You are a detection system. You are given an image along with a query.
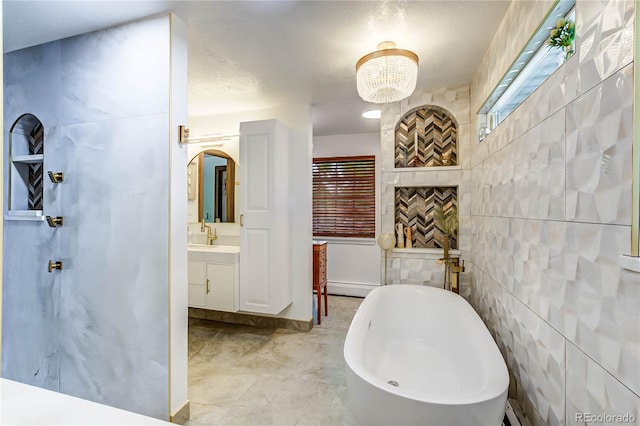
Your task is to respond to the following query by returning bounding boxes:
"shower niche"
[7,113,45,220]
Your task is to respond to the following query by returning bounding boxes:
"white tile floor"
[186,295,363,426]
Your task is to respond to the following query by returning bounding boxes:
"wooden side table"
[313,241,328,324]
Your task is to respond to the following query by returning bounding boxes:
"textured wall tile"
[469,217,482,269]
[399,258,443,286]
[381,187,395,215]
[485,146,514,218]
[576,0,634,98]
[512,110,566,220]
[566,343,640,426]
[470,0,638,423]
[405,86,470,126]
[474,271,503,341]
[563,223,640,396]
[470,163,484,216]
[566,64,633,225]
[458,123,472,170]
[381,213,395,234]
[385,257,401,285]
[471,136,489,168]
[472,216,512,292]
[507,296,566,425]
[505,218,639,397]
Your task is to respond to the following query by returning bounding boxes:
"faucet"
[200,218,217,245]
[448,257,465,294]
[436,237,465,293]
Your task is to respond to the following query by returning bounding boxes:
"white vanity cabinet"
[239,119,292,315]
[205,263,237,311]
[188,246,240,312]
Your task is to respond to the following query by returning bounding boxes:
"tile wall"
[380,87,471,296]
[470,0,639,424]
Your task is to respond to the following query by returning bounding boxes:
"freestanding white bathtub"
[344,285,508,425]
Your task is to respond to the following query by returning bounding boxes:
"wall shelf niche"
[7,113,45,221]
[395,105,458,169]
[395,185,458,249]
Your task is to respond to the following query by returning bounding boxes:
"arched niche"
[395,105,458,168]
[8,113,44,213]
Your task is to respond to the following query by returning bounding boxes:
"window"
[478,1,575,136]
[312,156,375,238]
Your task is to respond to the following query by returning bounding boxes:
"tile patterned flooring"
[186,295,363,426]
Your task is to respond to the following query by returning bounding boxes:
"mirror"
[188,150,235,223]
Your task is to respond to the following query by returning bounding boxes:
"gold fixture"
[449,257,465,294]
[45,216,64,228]
[206,278,210,294]
[178,125,190,144]
[434,204,460,292]
[356,41,419,104]
[48,260,63,273]
[200,218,217,244]
[47,171,64,183]
[437,254,465,294]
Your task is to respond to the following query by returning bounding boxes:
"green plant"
[548,18,575,59]
[433,204,458,239]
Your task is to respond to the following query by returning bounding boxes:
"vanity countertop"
[312,240,328,245]
[188,244,239,253]
[188,244,239,263]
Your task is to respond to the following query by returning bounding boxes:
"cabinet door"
[205,263,238,312]
[188,261,206,307]
[239,119,292,314]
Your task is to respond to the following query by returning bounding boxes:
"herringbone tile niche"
[395,186,458,249]
[395,106,457,168]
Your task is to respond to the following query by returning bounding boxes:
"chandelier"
[355,41,419,104]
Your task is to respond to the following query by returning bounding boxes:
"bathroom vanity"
[187,118,293,317]
[188,245,240,312]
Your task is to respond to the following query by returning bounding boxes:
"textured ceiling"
[3,1,510,136]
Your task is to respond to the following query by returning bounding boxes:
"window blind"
[312,156,375,238]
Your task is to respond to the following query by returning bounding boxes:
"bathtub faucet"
[438,254,465,294]
[448,257,465,294]
[200,219,217,245]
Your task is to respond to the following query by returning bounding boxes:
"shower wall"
[470,0,638,424]
[2,14,187,419]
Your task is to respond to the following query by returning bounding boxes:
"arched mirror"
[188,150,235,223]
